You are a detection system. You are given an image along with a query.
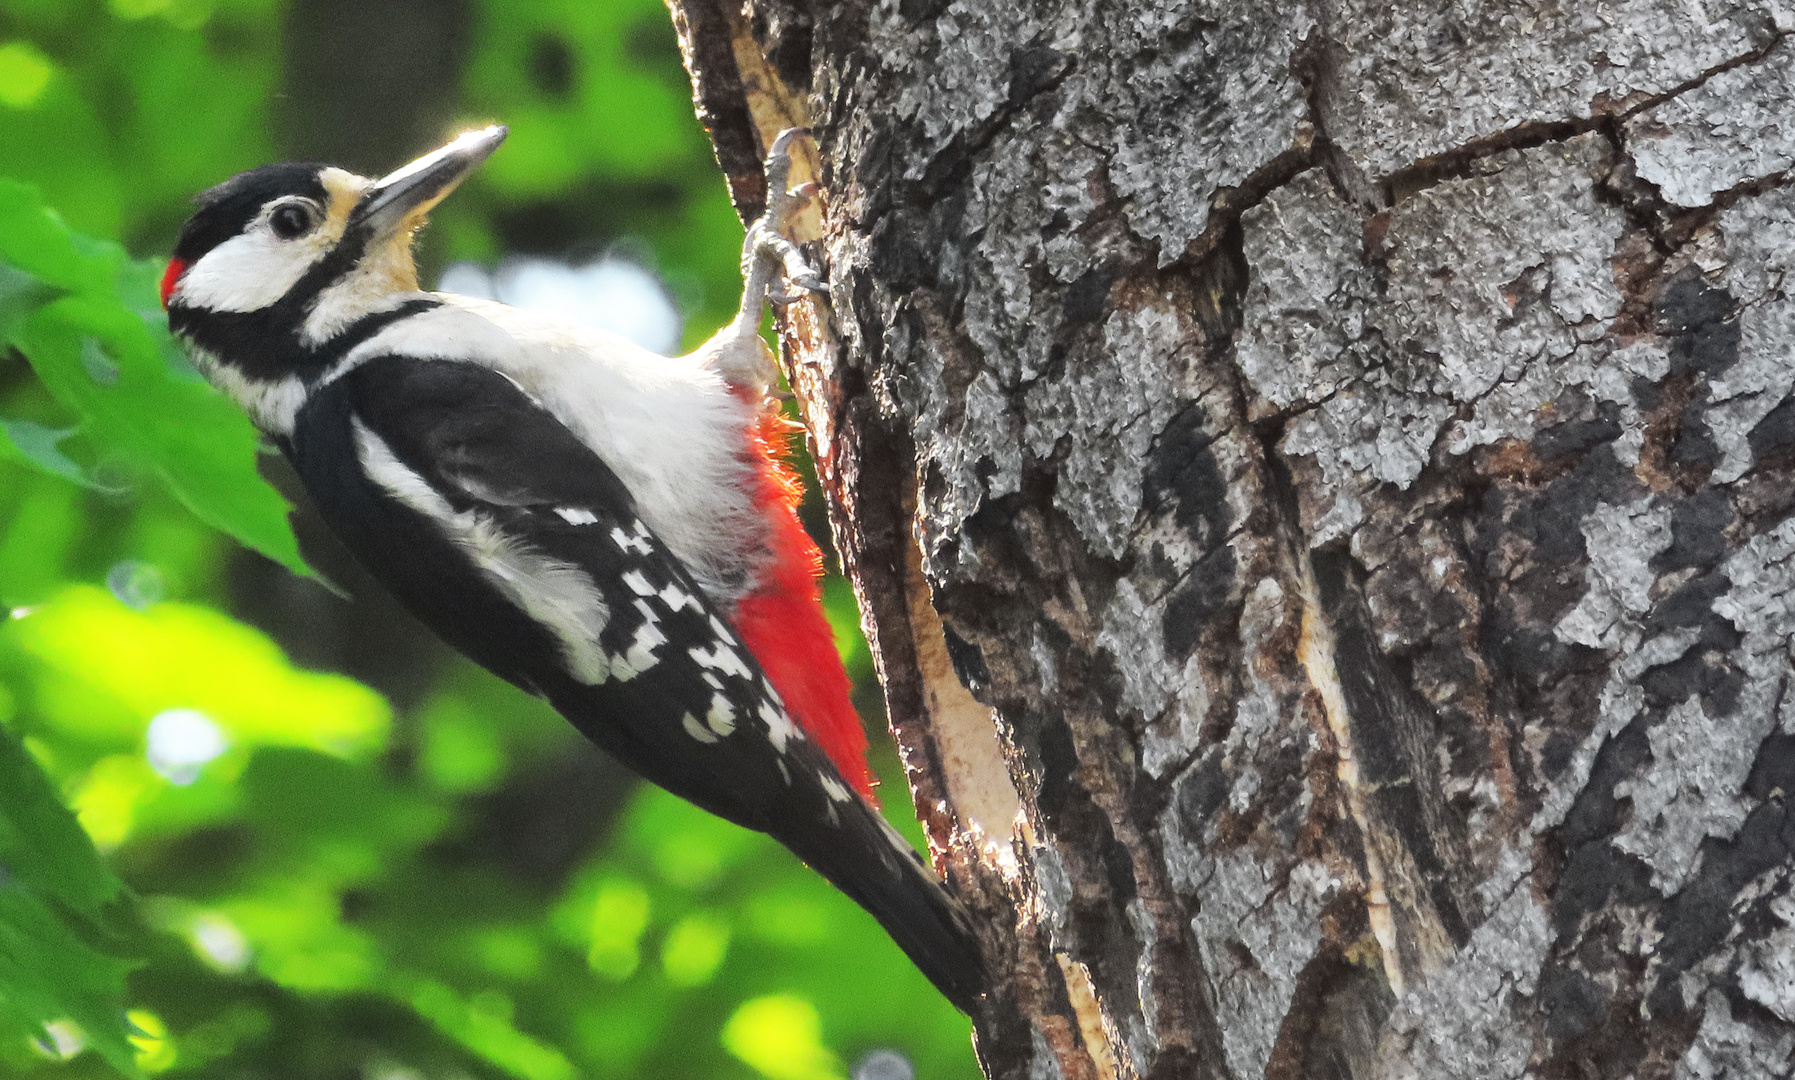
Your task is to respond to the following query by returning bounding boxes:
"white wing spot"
[555,507,599,526]
[820,776,852,804]
[610,520,654,557]
[702,672,724,691]
[622,570,655,596]
[776,759,791,786]
[706,694,737,737]
[610,598,667,681]
[708,615,739,646]
[659,583,702,613]
[760,701,801,754]
[682,712,719,744]
[690,641,754,681]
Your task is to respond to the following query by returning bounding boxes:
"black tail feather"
[775,796,988,1013]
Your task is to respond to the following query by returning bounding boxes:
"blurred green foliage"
[0,1,976,1077]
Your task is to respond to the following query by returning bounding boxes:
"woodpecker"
[162,126,985,1012]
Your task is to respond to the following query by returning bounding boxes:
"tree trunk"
[668,3,1795,1077]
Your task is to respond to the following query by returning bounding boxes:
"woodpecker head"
[163,125,506,433]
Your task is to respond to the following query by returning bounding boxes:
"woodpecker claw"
[768,275,827,306]
[707,129,827,397]
[782,181,819,215]
[764,127,809,205]
[749,129,826,300]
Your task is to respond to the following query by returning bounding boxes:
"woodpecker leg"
[706,128,826,399]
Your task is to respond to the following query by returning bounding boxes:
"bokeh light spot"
[586,878,650,980]
[0,42,53,109]
[474,927,544,980]
[852,1049,915,1080]
[438,256,681,355]
[189,912,250,972]
[30,1020,85,1061]
[660,911,729,987]
[106,560,164,610]
[651,829,728,889]
[127,1009,176,1072]
[146,708,227,785]
[721,995,843,1080]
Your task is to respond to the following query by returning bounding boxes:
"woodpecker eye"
[269,202,318,240]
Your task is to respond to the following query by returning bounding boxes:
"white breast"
[343,294,770,606]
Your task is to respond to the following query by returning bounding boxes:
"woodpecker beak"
[352,124,507,236]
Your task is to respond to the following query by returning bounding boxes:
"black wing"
[286,355,986,1010]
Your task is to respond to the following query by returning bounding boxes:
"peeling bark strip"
[671,2,1795,1077]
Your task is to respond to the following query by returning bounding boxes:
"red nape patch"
[732,413,876,800]
[159,258,187,309]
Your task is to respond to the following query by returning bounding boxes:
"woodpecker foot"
[746,228,826,296]
[744,220,825,296]
[745,129,826,297]
[704,129,826,400]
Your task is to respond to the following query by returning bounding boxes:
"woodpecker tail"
[774,790,988,1013]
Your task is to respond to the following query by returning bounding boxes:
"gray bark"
[671,3,1795,1078]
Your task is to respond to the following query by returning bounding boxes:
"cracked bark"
[668,2,1795,1077]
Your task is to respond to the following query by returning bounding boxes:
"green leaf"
[0,261,58,343]
[0,181,118,297]
[0,418,105,489]
[0,180,311,577]
[0,54,121,238]
[0,722,145,1078]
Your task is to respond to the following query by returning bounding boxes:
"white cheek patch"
[176,227,333,314]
